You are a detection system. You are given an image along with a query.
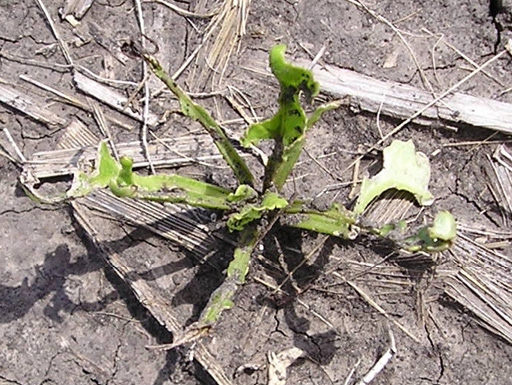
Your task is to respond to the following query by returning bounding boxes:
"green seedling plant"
[40,44,456,339]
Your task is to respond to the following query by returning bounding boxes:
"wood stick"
[22,135,218,180]
[0,81,67,128]
[73,72,159,126]
[248,54,512,135]
[296,54,512,134]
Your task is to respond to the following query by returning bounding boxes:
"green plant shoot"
[283,202,356,239]
[241,44,341,191]
[22,45,459,341]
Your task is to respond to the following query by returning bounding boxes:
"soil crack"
[106,320,130,385]
[38,351,61,385]
[424,320,445,383]
[272,309,288,337]
[0,374,25,385]
[0,206,59,216]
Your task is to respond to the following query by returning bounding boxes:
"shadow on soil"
[0,211,360,381]
[0,216,217,384]
[260,228,340,366]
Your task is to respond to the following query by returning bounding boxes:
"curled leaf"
[227,184,258,203]
[428,211,457,241]
[354,140,434,215]
[404,211,457,252]
[227,192,288,232]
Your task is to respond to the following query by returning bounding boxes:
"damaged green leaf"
[403,211,457,252]
[68,142,234,210]
[227,192,288,232]
[354,140,434,215]
[241,44,340,191]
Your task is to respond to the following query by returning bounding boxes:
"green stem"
[198,225,259,326]
[142,54,255,187]
[283,201,357,239]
